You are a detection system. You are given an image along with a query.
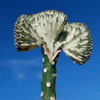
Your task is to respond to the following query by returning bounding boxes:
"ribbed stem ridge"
[41,47,59,100]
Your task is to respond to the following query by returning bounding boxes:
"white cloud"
[89,92,100,97]
[37,72,42,80]
[17,73,25,80]
[1,57,42,80]
[5,57,42,67]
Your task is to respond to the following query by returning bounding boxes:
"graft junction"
[42,45,61,62]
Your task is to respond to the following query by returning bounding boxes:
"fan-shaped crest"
[14,10,92,65]
[14,10,67,56]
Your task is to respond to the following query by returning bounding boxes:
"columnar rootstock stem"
[41,47,59,100]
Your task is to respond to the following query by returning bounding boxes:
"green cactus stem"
[41,46,60,100]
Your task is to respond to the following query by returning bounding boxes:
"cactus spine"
[41,47,59,100]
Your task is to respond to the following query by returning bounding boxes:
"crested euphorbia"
[14,10,92,100]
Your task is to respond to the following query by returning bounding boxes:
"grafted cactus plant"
[14,10,92,100]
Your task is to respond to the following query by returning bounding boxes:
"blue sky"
[0,0,100,100]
